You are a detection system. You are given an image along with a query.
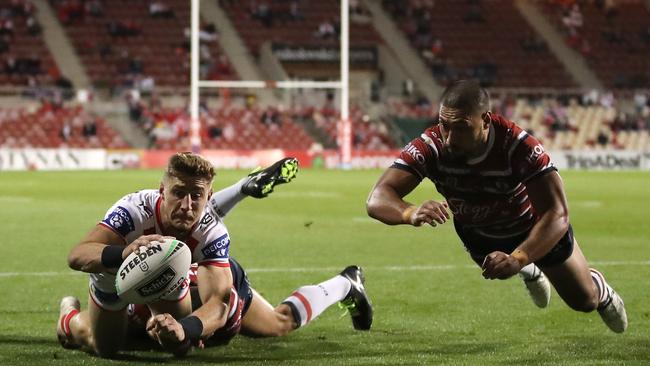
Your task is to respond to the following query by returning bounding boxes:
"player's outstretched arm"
[367,167,449,226]
[148,264,233,347]
[67,225,164,273]
[482,171,569,280]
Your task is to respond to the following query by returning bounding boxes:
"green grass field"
[0,169,648,365]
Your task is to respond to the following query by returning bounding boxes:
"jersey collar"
[467,124,495,166]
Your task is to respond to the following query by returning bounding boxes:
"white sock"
[518,263,541,281]
[590,268,612,307]
[282,275,351,327]
[209,178,247,217]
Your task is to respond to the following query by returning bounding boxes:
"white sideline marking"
[1,260,649,277]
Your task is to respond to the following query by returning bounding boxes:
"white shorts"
[89,271,189,311]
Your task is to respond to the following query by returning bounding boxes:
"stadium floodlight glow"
[190,0,352,166]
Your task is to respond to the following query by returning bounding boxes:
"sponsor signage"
[0,149,105,171]
[549,150,650,170]
[2,149,650,171]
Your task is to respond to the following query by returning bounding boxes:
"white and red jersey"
[99,189,231,267]
[393,114,555,238]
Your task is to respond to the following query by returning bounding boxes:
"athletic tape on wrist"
[401,206,417,225]
[510,249,530,267]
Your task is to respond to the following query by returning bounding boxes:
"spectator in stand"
[261,107,281,127]
[60,121,72,142]
[58,0,84,25]
[633,91,647,116]
[82,115,97,138]
[200,23,218,42]
[562,4,583,34]
[289,0,303,21]
[149,1,175,18]
[85,0,103,17]
[596,129,609,148]
[26,16,41,36]
[252,2,273,28]
[316,19,337,39]
[0,17,14,38]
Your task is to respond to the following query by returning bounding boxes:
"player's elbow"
[67,245,88,272]
[365,187,383,219]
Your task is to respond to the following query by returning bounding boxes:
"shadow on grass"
[0,335,58,347]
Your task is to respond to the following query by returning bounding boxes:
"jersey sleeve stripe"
[522,165,557,183]
[97,222,127,244]
[420,133,439,157]
[391,162,424,180]
[198,261,231,268]
[508,130,529,158]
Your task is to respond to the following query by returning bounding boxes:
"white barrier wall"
[549,150,650,170]
[0,149,106,171]
[1,149,650,171]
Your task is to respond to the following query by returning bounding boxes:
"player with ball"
[56,153,372,358]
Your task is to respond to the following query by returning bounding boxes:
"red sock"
[60,309,79,336]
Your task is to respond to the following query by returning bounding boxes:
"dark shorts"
[453,220,575,267]
[226,257,254,317]
[199,257,254,347]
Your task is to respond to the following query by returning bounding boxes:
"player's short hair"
[165,152,215,182]
[440,80,490,116]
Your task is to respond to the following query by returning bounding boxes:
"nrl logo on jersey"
[103,206,135,237]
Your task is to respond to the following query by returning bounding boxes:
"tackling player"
[367,80,627,333]
[56,153,372,358]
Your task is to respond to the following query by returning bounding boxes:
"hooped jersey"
[393,114,556,238]
[99,189,231,268]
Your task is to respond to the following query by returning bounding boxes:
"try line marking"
[0,260,648,277]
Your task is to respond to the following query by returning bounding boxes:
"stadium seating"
[508,97,648,150]
[540,0,650,89]
[142,106,315,150]
[0,0,58,86]
[0,104,129,148]
[51,0,237,88]
[220,0,382,56]
[384,0,576,88]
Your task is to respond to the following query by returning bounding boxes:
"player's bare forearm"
[67,241,110,272]
[367,167,422,225]
[516,171,569,264]
[517,208,568,263]
[192,264,233,335]
[367,183,414,225]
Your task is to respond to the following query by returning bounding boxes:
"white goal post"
[190,0,352,166]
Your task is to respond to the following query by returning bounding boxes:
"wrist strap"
[401,205,417,225]
[179,315,203,345]
[101,245,124,268]
[510,249,530,267]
